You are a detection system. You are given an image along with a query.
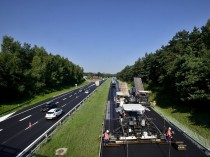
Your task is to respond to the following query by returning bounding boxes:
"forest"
[0,36,84,102]
[117,19,210,109]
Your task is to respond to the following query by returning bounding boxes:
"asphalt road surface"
[102,85,207,157]
[0,81,102,157]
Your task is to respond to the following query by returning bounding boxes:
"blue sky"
[0,0,210,73]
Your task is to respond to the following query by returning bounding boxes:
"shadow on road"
[0,144,22,157]
[31,153,49,157]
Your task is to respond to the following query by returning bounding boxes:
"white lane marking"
[33,121,39,125]
[19,115,32,122]
[0,129,3,132]
[63,98,67,100]
[25,121,39,130]
[53,90,73,97]
[0,112,15,122]
[61,104,67,108]
[4,83,93,121]
[55,101,59,104]
[7,103,45,120]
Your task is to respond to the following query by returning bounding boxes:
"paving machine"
[105,103,187,151]
[109,104,165,144]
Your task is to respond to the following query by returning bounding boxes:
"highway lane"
[102,85,207,157]
[0,81,101,157]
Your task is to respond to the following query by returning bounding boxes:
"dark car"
[41,101,57,112]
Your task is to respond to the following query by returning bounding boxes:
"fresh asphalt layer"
[102,85,207,157]
[0,81,104,157]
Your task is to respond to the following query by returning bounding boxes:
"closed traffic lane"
[102,85,207,157]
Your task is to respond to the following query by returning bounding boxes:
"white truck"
[95,80,100,86]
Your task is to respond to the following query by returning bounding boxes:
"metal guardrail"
[16,87,97,157]
[151,107,210,156]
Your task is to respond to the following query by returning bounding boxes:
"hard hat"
[106,130,109,133]
[169,127,171,130]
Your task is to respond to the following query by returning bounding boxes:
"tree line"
[117,19,210,108]
[83,72,115,79]
[0,36,84,102]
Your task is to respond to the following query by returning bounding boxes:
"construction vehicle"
[125,77,151,106]
[105,103,187,151]
[111,77,116,87]
[104,77,187,151]
[115,82,130,106]
[110,104,164,143]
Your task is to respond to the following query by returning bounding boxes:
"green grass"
[0,81,89,116]
[154,102,210,148]
[148,85,210,148]
[34,80,110,157]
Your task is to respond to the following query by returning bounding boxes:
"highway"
[102,85,208,157]
[0,82,99,157]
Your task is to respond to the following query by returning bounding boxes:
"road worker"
[166,127,173,143]
[104,130,109,145]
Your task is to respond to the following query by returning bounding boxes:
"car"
[41,101,57,112]
[45,108,63,119]
[85,90,89,94]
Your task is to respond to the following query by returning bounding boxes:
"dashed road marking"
[63,98,67,100]
[55,102,59,104]
[25,121,39,130]
[19,115,32,122]
[61,104,67,108]
[69,95,72,97]
[33,121,39,125]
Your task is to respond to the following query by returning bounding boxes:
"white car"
[45,108,63,119]
[85,90,89,94]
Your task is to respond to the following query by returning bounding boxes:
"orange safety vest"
[104,132,109,140]
[166,129,172,137]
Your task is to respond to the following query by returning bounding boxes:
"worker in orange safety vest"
[166,127,173,143]
[103,130,109,145]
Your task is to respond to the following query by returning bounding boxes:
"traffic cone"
[29,122,32,128]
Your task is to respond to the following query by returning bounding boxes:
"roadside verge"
[35,80,110,157]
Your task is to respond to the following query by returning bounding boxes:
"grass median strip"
[35,80,110,157]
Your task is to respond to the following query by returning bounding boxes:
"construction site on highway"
[101,77,208,157]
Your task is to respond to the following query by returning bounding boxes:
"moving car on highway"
[41,101,57,112]
[45,108,63,119]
